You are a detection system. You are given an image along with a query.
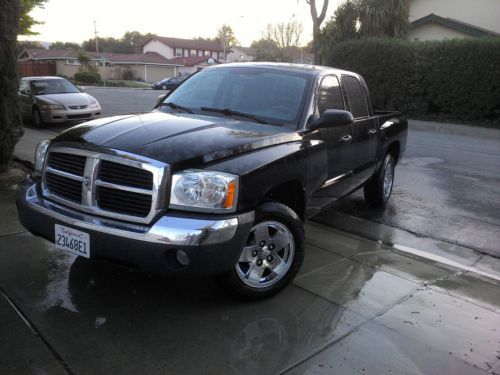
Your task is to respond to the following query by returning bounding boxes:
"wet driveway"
[2,170,500,374]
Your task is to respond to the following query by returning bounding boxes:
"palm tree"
[357,0,410,38]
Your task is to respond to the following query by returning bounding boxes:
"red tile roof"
[145,36,224,52]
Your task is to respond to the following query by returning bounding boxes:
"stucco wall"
[143,40,174,59]
[408,23,472,41]
[409,0,500,33]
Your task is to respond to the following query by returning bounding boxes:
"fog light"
[176,250,190,266]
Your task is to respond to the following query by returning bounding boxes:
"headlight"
[170,170,238,212]
[39,103,65,111]
[89,100,100,109]
[34,140,50,175]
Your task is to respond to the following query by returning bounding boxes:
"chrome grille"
[47,152,86,176]
[68,105,88,109]
[99,160,153,189]
[42,147,169,224]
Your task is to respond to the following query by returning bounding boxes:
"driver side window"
[317,75,345,115]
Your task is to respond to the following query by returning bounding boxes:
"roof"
[410,14,500,37]
[204,62,345,76]
[20,76,65,81]
[18,48,183,66]
[144,36,224,52]
[168,56,221,67]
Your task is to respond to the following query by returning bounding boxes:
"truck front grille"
[47,152,86,176]
[42,147,169,224]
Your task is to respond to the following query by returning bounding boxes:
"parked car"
[16,63,407,299]
[151,77,183,90]
[18,76,101,127]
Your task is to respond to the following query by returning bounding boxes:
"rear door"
[18,79,32,118]
[341,75,378,183]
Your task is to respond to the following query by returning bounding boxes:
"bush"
[122,69,134,80]
[74,70,101,84]
[324,37,500,120]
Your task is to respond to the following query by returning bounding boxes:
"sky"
[19,0,342,47]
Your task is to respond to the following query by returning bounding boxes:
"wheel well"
[265,181,305,221]
[386,142,400,164]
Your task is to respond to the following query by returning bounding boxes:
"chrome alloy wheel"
[383,160,394,200]
[236,220,295,289]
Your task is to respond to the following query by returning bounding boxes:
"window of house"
[204,51,211,56]
[342,75,369,118]
[190,49,197,56]
[184,49,188,57]
[66,59,80,65]
[175,48,182,57]
[317,75,345,115]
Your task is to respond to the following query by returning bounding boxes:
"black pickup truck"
[16,63,407,299]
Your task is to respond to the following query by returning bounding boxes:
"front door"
[309,75,357,207]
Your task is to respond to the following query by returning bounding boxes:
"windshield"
[160,67,312,128]
[30,79,80,95]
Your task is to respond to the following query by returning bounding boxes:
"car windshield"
[160,67,312,128]
[30,79,80,95]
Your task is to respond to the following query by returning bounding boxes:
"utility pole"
[94,20,99,53]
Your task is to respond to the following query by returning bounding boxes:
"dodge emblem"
[83,176,91,187]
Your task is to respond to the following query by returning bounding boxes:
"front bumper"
[16,178,254,275]
[40,108,101,123]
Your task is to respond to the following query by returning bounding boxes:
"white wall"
[410,0,500,33]
[143,39,174,59]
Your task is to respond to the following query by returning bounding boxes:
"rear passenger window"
[317,75,345,115]
[342,75,369,118]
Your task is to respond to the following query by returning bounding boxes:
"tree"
[320,0,409,61]
[252,20,304,62]
[1,0,23,172]
[217,24,239,53]
[16,40,43,54]
[19,0,47,35]
[306,0,329,64]
[50,41,81,50]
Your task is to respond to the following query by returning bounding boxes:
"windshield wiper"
[159,102,193,114]
[200,107,269,125]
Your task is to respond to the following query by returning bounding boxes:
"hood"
[53,111,301,169]
[36,93,96,107]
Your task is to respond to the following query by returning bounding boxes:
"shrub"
[74,70,101,84]
[122,69,134,80]
[324,37,500,120]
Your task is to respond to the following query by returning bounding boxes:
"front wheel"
[364,153,395,207]
[218,202,305,300]
[33,107,44,128]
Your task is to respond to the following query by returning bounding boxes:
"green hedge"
[324,38,500,120]
[74,70,101,84]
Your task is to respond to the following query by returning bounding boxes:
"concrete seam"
[0,287,75,375]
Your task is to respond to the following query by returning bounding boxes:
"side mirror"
[310,109,353,130]
[157,93,167,105]
[20,89,30,95]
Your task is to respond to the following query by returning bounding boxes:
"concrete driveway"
[1,168,500,374]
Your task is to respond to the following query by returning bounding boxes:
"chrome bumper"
[19,179,254,246]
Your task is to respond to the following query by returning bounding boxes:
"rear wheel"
[33,107,44,128]
[364,153,395,207]
[218,202,305,300]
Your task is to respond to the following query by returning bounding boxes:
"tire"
[217,202,305,300]
[364,153,395,207]
[33,107,44,128]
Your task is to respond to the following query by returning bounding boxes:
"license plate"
[54,224,90,259]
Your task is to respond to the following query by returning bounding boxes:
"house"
[18,48,183,82]
[226,46,257,63]
[408,0,500,41]
[143,36,224,73]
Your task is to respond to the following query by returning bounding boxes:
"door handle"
[340,135,352,143]
[368,129,377,135]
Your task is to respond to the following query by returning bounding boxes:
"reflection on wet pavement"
[1,170,500,374]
